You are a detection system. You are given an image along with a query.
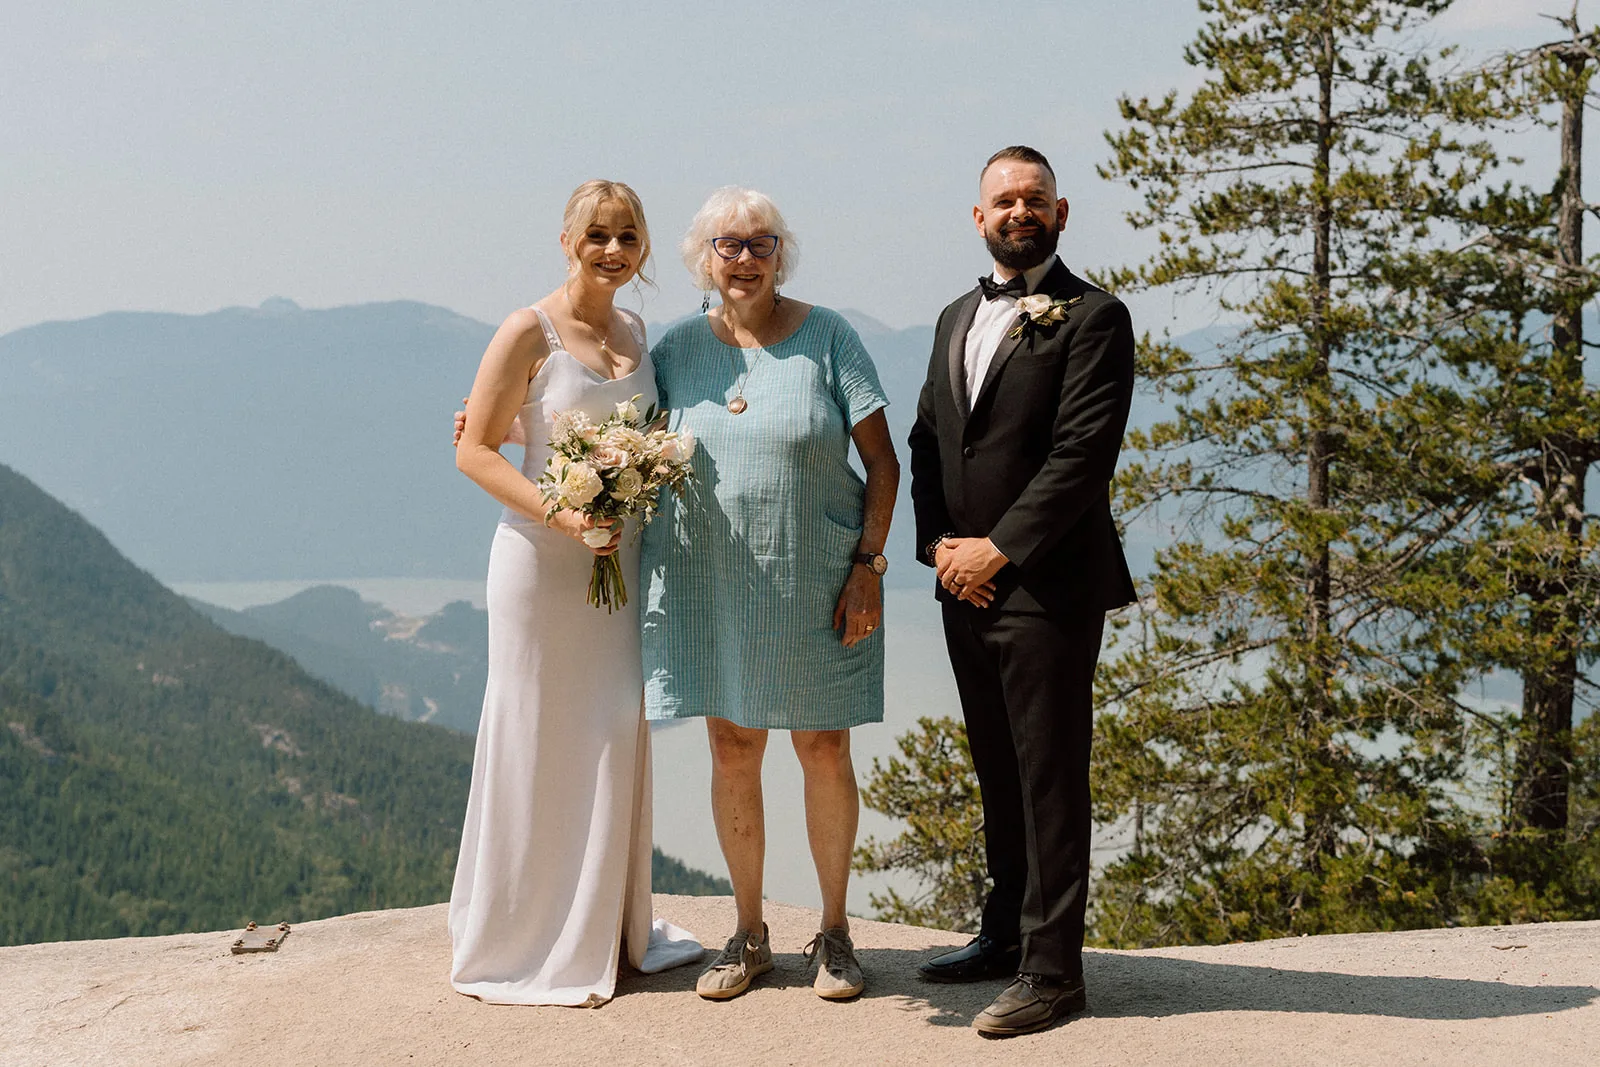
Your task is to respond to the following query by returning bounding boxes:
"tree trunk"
[1302,12,1338,869]
[1514,48,1587,836]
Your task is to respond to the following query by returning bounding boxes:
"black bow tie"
[978,275,1027,301]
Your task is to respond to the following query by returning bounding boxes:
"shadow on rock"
[1081,952,1599,1021]
[615,940,1596,1026]
[618,943,1598,1027]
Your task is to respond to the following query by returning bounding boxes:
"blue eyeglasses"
[710,235,780,260]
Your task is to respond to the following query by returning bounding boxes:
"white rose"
[560,462,603,507]
[591,444,629,469]
[580,524,615,548]
[1016,294,1053,318]
[610,467,644,501]
[615,398,641,423]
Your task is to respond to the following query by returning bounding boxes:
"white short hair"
[680,186,799,292]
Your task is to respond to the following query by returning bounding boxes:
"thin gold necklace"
[564,284,614,360]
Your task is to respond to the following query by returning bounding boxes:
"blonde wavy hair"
[679,186,799,293]
[562,179,654,287]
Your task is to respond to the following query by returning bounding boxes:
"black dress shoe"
[916,935,1022,983]
[973,972,1087,1036]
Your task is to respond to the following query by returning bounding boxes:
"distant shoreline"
[173,577,487,616]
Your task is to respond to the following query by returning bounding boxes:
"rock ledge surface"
[3,897,1596,1066]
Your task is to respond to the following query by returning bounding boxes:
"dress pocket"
[814,509,863,564]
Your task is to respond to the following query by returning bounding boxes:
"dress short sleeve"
[825,312,889,428]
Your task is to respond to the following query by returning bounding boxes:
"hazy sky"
[2,0,1580,338]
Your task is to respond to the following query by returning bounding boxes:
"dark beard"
[985,220,1059,272]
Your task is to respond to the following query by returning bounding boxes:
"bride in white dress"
[450,180,701,1006]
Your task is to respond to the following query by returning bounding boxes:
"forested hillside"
[0,464,721,946]
[189,586,488,734]
[0,462,474,944]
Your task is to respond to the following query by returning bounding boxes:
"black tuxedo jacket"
[908,259,1137,616]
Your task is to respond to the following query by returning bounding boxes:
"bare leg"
[707,717,768,937]
[791,728,858,931]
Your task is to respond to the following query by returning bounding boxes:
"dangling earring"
[700,290,711,314]
[773,287,782,310]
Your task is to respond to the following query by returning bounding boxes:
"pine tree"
[1090,0,1507,945]
[852,717,989,932]
[1385,5,1600,911]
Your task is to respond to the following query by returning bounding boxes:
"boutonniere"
[1008,294,1082,340]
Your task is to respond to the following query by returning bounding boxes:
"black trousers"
[941,602,1105,981]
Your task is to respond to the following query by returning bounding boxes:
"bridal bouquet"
[536,395,696,612]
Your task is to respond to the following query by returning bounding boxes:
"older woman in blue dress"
[641,187,899,1001]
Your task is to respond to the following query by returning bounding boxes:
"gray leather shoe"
[973,973,1087,1036]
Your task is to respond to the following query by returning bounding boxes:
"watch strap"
[854,551,888,574]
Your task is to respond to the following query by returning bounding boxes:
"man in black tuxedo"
[907,145,1135,1036]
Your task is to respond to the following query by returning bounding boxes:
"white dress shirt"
[963,256,1060,405]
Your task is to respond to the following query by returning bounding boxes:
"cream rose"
[1009,294,1075,338]
[559,461,603,507]
[610,467,644,501]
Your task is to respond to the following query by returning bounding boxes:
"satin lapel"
[946,290,982,413]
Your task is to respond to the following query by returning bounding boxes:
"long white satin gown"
[449,308,701,1006]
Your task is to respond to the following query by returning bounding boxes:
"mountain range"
[0,299,940,584]
[0,463,723,947]
[188,584,488,734]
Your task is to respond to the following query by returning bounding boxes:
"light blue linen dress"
[641,306,888,730]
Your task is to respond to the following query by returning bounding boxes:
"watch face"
[870,554,888,575]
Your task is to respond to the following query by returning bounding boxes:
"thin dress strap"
[530,307,565,353]
[621,309,647,348]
